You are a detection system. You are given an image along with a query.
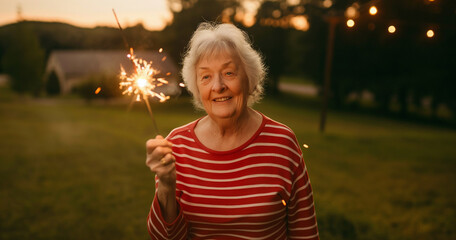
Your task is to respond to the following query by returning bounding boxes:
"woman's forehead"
[197,49,240,68]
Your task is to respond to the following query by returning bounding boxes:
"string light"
[290,15,310,31]
[254,1,442,43]
[369,6,378,15]
[322,0,333,8]
[243,13,256,27]
[345,6,358,18]
[388,25,396,33]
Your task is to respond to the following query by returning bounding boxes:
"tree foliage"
[251,0,455,117]
[1,22,45,95]
[161,0,239,65]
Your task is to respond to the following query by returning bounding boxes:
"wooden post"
[319,15,341,133]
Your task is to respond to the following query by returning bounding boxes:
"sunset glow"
[0,0,172,30]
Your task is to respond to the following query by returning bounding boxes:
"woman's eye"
[225,71,235,77]
[202,75,210,80]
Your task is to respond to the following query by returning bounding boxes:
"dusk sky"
[0,0,173,30]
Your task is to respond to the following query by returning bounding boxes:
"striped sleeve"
[287,158,319,239]
[147,124,195,239]
[147,178,188,240]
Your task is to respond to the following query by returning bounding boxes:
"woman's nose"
[212,74,226,93]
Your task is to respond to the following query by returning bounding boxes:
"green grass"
[1,90,455,240]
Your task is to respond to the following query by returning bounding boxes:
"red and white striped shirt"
[148,113,319,239]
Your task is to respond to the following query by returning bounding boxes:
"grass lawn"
[1,89,455,240]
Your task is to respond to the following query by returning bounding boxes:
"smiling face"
[196,50,249,121]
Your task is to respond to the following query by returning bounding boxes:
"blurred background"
[0,0,455,239]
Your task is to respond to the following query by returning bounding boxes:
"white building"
[44,50,180,95]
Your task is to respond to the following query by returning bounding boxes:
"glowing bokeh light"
[388,25,396,33]
[322,0,333,8]
[290,15,310,31]
[243,13,256,27]
[272,10,281,18]
[345,6,357,18]
[369,6,378,15]
[346,19,355,28]
[427,29,435,38]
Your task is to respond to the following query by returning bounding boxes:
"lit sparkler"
[119,48,170,103]
[113,9,170,134]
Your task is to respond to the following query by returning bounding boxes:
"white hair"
[182,22,266,110]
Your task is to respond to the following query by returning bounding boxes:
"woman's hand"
[146,135,178,222]
[146,135,176,189]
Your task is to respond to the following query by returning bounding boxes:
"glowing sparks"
[159,48,163,53]
[119,48,170,103]
[346,19,355,28]
[303,144,309,149]
[426,29,435,38]
[161,56,167,62]
[95,87,101,94]
[282,200,287,206]
[179,82,186,87]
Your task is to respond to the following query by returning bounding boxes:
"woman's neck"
[196,108,262,151]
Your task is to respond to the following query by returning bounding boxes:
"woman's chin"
[208,106,239,120]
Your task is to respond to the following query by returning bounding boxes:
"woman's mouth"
[213,97,232,102]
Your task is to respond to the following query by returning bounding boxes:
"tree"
[2,22,45,96]
[251,1,289,95]
[162,0,239,65]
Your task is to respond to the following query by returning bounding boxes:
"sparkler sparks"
[117,48,171,134]
[119,48,170,103]
[112,9,172,134]
[95,87,101,94]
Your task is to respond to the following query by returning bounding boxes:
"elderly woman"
[146,23,319,239]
